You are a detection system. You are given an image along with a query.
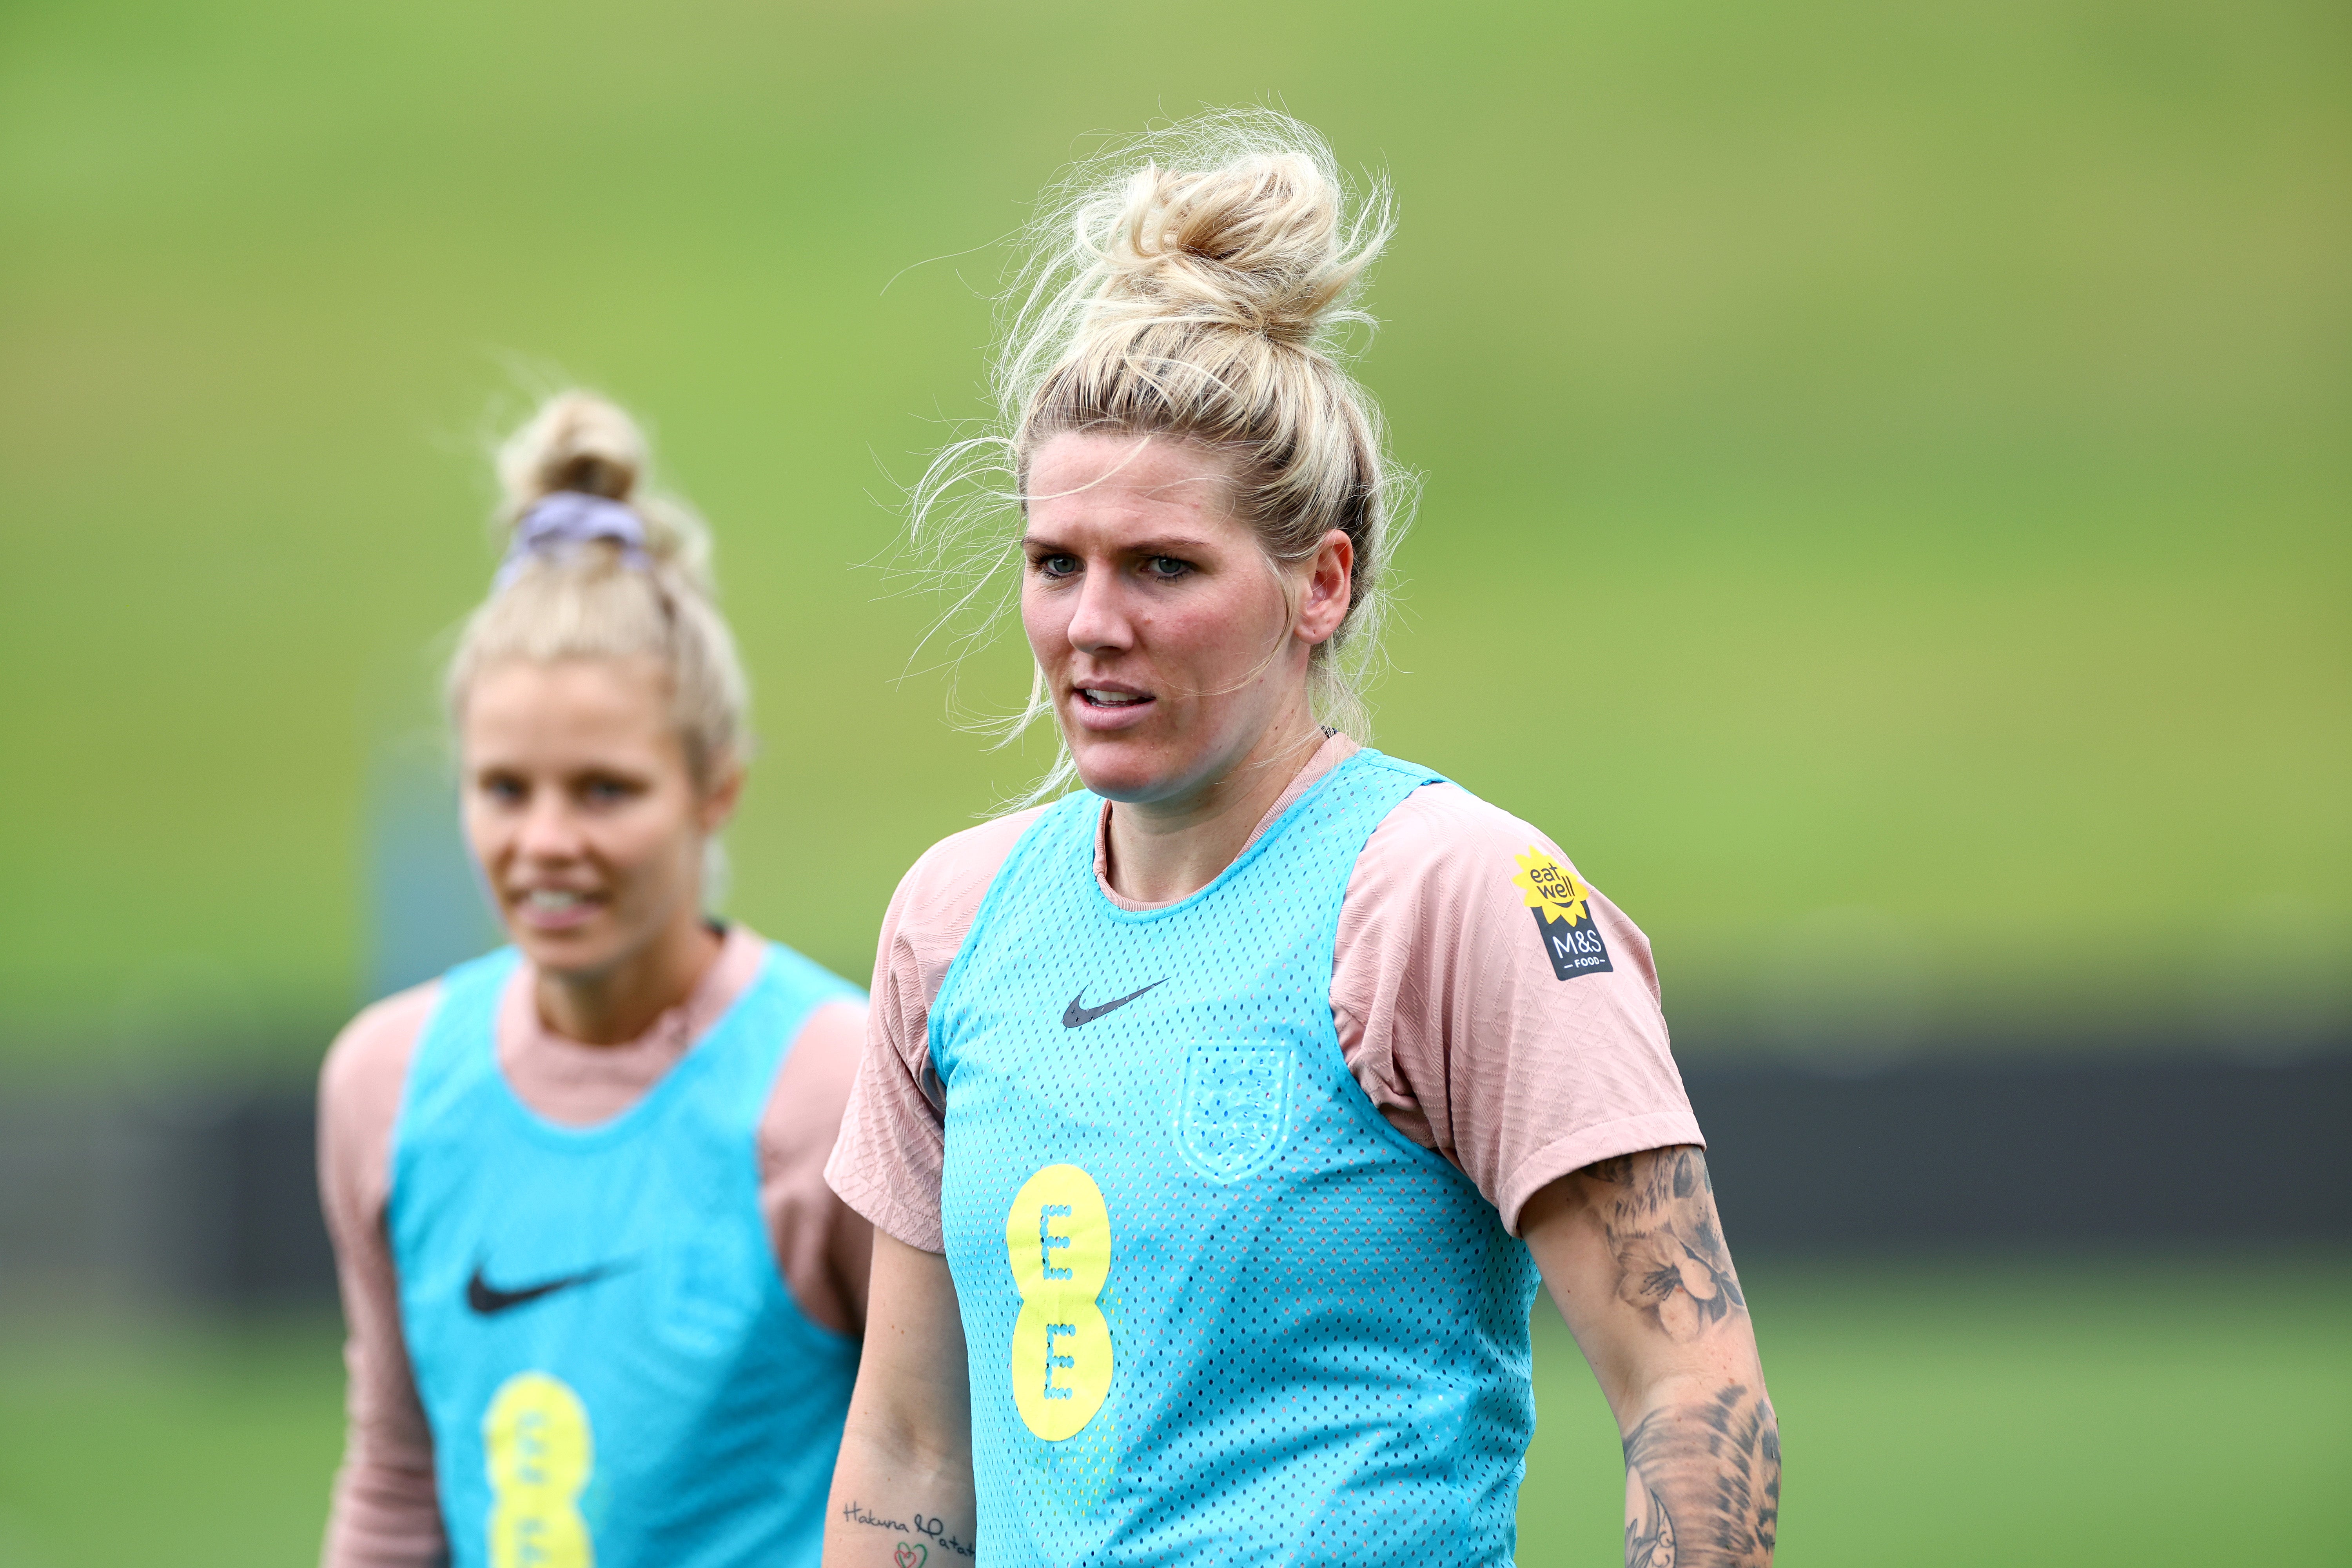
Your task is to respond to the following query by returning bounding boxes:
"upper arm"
[760,998,877,1338]
[824,820,1033,1254]
[829,1200,877,1338]
[1520,1145,1757,1421]
[316,989,432,1341]
[318,985,439,1255]
[317,991,448,1563]
[824,980,953,1254]
[1333,788,1702,1224]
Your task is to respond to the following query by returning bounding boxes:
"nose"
[1064,564,1134,656]
[514,791,586,862]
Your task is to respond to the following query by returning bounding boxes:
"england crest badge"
[1177,1047,1293,1182]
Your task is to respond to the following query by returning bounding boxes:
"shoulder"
[729,926,866,1066]
[320,980,442,1121]
[748,929,866,1005]
[1358,779,1590,902]
[866,805,1054,1067]
[316,980,443,1227]
[779,994,866,1100]
[1348,777,1653,982]
[762,994,866,1160]
[884,806,1052,953]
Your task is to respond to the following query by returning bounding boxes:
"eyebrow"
[1019,533,1218,555]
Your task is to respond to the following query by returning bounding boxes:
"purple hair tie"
[494,491,652,591]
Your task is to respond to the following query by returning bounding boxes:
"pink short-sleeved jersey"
[825,734,1702,1250]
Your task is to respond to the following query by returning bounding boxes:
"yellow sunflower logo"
[1513,848,1592,927]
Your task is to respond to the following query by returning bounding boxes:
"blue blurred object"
[364,735,499,1004]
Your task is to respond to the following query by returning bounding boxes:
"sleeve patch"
[1512,848,1615,981]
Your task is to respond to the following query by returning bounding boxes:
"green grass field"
[2,0,2345,1069]
[0,1258,2343,1566]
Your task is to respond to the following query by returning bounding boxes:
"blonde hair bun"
[999,109,1392,404]
[449,389,746,784]
[494,391,711,593]
[1089,152,1372,348]
[497,391,644,504]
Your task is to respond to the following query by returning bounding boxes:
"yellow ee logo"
[483,1371,594,1568]
[1003,1163,1113,1441]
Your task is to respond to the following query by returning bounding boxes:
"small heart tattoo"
[894,1543,927,1568]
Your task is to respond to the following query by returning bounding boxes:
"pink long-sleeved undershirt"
[315,924,868,1568]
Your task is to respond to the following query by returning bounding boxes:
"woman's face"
[459,655,735,982]
[1022,432,1351,808]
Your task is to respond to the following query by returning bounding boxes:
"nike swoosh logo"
[466,1262,620,1316]
[1062,978,1167,1029]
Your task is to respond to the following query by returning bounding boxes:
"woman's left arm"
[1520,1145,1780,1568]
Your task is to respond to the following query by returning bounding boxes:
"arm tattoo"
[1625,1470,1677,1567]
[1583,1147,1746,1343]
[1623,1385,1780,1568]
[838,1501,976,1561]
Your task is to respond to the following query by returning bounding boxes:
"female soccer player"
[318,391,869,1568]
[822,113,1778,1567]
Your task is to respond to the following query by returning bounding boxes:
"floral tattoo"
[1583,1148,1746,1343]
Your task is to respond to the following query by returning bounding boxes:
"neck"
[1102,708,1328,904]
[533,909,722,1046]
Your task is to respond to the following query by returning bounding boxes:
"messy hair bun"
[492,392,716,596]
[914,109,1411,800]
[499,390,645,503]
[448,390,748,786]
[1042,147,1377,352]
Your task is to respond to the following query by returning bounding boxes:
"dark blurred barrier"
[1690,1052,2352,1250]
[0,1051,2344,1315]
[0,1085,335,1313]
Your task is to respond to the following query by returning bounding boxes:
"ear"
[1294,529,1355,648]
[698,755,746,834]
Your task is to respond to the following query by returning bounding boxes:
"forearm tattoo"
[1583,1148,1746,1343]
[1581,1148,1778,1566]
[838,1501,976,1562]
[1621,1387,1780,1567]
[1624,1468,1677,1568]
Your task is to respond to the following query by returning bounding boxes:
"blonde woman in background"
[318,392,869,1567]
[822,113,1777,1567]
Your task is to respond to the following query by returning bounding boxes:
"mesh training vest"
[935,749,1541,1567]
[389,941,862,1568]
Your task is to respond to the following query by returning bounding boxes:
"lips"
[1071,682,1155,731]
[511,886,601,931]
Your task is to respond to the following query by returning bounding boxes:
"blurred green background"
[4,0,2344,1069]
[4,1261,2348,1566]
[2,0,2347,1564]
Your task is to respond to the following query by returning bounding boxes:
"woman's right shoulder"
[882,806,1053,954]
[316,980,446,1223]
[318,980,442,1118]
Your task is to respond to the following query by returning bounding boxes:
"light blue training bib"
[935,749,1542,1567]
[389,940,862,1568]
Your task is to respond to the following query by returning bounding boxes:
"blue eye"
[1036,554,1079,578]
[1145,556,1191,580]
